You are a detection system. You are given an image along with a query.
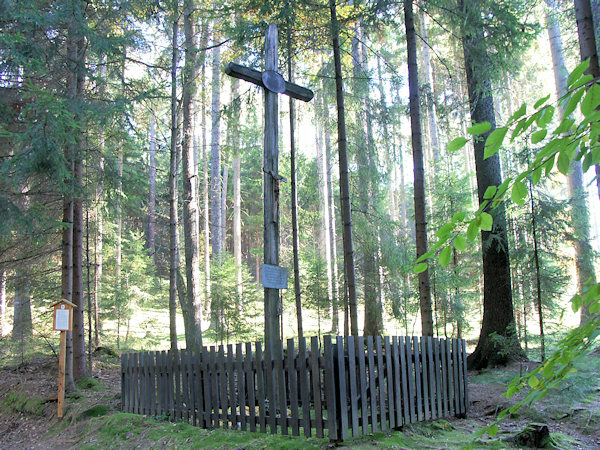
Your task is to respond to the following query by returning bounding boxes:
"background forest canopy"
[1,0,600,384]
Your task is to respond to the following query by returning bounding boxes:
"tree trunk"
[324,100,341,335]
[115,148,123,351]
[405,0,434,337]
[70,16,87,381]
[94,60,105,349]
[181,0,203,350]
[232,79,243,307]
[148,112,157,260]
[0,269,5,336]
[210,23,223,331]
[288,37,304,338]
[61,158,75,392]
[420,12,441,162]
[529,181,545,361]
[551,0,597,323]
[462,0,521,369]
[329,0,358,336]
[169,4,179,351]
[12,272,32,341]
[575,0,600,200]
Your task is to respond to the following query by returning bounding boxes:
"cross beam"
[224,24,313,344]
[225,62,314,102]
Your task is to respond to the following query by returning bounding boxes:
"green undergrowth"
[78,413,330,449]
[2,391,47,416]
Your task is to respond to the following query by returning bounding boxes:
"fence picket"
[245,342,256,432]
[336,336,348,440]
[376,336,387,431]
[323,335,338,441]
[391,337,401,427]
[366,336,377,433]
[298,337,311,437]
[433,339,442,418]
[236,344,246,431]
[346,336,359,437]
[452,339,460,415]
[264,341,277,434]
[420,338,430,420]
[462,339,469,416]
[287,338,299,436]
[275,339,288,435]
[385,336,395,429]
[310,337,323,438]
[357,336,368,435]
[256,342,266,433]
[413,337,423,422]
[457,339,465,416]
[120,354,127,412]
[399,337,410,425]
[405,337,416,423]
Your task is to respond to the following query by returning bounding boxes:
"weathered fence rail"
[121,335,468,441]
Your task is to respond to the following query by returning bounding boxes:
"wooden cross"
[225,24,313,344]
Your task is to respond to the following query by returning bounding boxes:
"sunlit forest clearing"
[2,0,600,447]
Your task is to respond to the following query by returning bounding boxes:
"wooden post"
[264,24,280,344]
[224,24,313,344]
[51,298,75,419]
[58,330,66,418]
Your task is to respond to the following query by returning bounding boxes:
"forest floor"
[0,349,599,449]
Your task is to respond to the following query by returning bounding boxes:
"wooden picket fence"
[121,335,468,441]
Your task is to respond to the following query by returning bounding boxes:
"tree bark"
[329,0,358,336]
[148,112,157,260]
[287,35,304,338]
[462,0,521,369]
[168,3,179,351]
[571,0,599,322]
[181,0,203,350]
[12,272,32,341]
[405,0,434,337]
[70,11,87,380]
[0,269,5,336]
[420,13,441,162]
[232,78,243,307]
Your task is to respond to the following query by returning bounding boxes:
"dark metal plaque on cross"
[224,23,313,344]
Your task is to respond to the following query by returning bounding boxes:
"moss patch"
[76,376,102,391]
[3,392,46,416]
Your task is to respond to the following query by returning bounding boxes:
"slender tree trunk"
[94,60,105,349]
[148,113,157,260]
[0,269,5,335]
[529,182,545,361]
[550,0,597,323]
[288,38,304,338]
[61,158,75,391]
[232,79,243,307]
[575,0,600,201]
[210,23,223,330]
[420,13,441,162]
[330,0,358,336]
[221,165,228,251]
[70,17,87,381]
[462,0,521,369]
[12,272,32,341]
[115,148,123,351]
[200,26,211,314]
[86,198,92,372]
[169,4,179,351]
[181,0,203,350]
[405,0,434,337]
[324,99,341,334]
